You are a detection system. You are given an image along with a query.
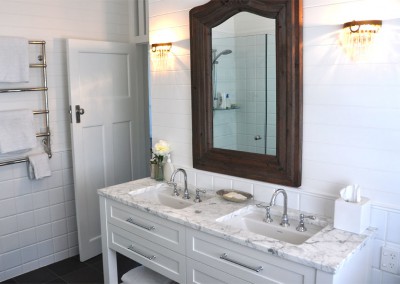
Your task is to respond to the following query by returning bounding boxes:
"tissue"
[340,184,361,203]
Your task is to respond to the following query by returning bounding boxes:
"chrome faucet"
[170,168,190,199]
[269,188,290,227]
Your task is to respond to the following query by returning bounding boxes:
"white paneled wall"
[149,0,400,283]
[0,0,130,281]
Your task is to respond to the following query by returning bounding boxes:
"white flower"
[153,140,171,157]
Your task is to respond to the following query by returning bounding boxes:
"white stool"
[121,266,174,284]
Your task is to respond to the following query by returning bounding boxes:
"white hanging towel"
[0,109,37,154]
[28,153,51,180]
[0,36,29,82]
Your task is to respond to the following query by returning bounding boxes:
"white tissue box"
[334,197,371,234]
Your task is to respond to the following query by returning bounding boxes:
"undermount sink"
[129,183,194,209]
[216,206,326,245]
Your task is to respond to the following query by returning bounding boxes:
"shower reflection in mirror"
[211,12,276,156]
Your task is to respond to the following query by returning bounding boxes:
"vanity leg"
[100,196,118,283]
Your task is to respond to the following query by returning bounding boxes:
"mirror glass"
[211,13,276,155]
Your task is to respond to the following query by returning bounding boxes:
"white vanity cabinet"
[99,192,372,284]
[186,228,315,284]
[101,198,186,283]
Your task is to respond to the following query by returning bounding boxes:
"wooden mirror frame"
[190,0,303,187]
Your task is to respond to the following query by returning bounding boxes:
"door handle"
[75,105,85,123]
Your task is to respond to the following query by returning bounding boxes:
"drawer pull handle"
[128,245,156,260]
[220,253,263,273]
[126,217,155,231]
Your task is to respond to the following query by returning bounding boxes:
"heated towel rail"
[0,40,52,167]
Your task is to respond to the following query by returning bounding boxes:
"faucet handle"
[194,188,206,203]
[167,181,179,196]
[296,213,316,232]
[256,203,273,223]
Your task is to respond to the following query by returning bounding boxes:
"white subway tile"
[0,216,18,236]
[47,171,63,190]
[1,233,20,254]
[36,224,52,242]
[38,254,54,268]
[65,201,76,217]
[19,228,37,247]
[370,207,388,241]
[0,181,14,200]
[66,217,77,233]
[49,187,64,205]
[13,178,31,197]
[2,250,22,270]
[15,195,34,214]
[32,191,50,210]
[52,220,67,237]
[22,260,39,274]
[54,249,69,262]
[17,212,35,231]
[63,185,75,201]
[21,245,38,264]
[50,203,66,221]
[0,199,17,218]
[34,207,51,226]
[37,240,54,258]
[386,211,400,245]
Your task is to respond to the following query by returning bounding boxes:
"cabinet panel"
[186,258,251,284]
[187,229,315,284]
[107,199,185,253]
[108,223,185,283]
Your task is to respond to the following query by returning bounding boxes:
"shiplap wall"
[149,0,400,283]
[0,0,130,280]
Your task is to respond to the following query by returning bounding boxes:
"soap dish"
[216,189,253,203]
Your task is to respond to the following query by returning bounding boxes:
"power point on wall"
[380,247,400,274]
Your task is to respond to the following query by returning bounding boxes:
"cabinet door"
[187,228,316,284]
[187,258,251,284]
[107,199,185,254]
[108,224,185,283]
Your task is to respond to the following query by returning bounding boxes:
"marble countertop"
[98,178,375,274]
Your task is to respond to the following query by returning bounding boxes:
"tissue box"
[334,197,371,234]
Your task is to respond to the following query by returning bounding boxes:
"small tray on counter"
[216,189,253,203]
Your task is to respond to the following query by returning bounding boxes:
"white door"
[67,39,140,261]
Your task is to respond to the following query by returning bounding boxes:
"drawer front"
[187,258,251,284]
[108,223,185,283]
[187,229,315,284]
[107,199,185,254]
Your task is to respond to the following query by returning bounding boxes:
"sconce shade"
[341,20,382,59]
[151,42,172,53]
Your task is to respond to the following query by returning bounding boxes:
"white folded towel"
[121,266,174,284]
[0,36,29,82]
[28,153,51,180]
[0,109,37,154]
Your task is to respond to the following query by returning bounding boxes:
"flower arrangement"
[152,140,171,164]
[151,140,171,181]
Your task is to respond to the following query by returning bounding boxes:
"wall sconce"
[151,42,172,58]
[341,20,382,59]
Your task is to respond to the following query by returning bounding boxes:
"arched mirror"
[190,0,303,186]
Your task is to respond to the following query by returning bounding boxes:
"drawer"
[107,199,185,254]
[186,228,315,284]
[108,223,185,283]
[186,258,251,284]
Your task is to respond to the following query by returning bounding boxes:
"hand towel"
[0,109,37,154]
[121,266,174,284]
[0,36,29,82]
[27,153,51,179]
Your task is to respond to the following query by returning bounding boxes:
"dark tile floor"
[2,253,140,284]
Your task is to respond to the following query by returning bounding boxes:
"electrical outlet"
[381,247,399,274]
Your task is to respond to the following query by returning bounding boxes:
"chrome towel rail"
[0,40,52,167]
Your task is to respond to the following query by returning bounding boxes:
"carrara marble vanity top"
[98,178,375,283]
